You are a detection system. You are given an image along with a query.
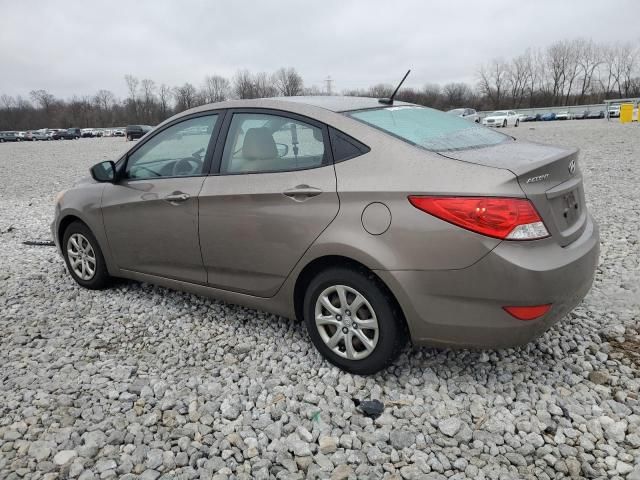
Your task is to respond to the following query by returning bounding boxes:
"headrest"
[242,127,278,160]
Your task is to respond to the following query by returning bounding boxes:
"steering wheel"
[172,157,201,176]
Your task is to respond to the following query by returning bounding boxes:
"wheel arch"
[57,214,86,247]
[292,255,410,339]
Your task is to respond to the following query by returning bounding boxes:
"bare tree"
[576,39,603,103]
[507,54,532,108]
[93,89,115,126]
[254,72,277,98]
[272,67,303,96]
[478,59,508,108]
[610,42,638,98]
[233,70,256,99]
[140,79,156,123]
[420,83,442,107]
[203,75,230,103]
[158,84,172,118]
[443,82,472,108]
[29,89,56,111]
[124,74,140,121]
[173,83,198,111]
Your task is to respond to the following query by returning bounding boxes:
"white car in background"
[608,105,621,118]
[556,112,573,121]
[482,110,519,128]
[447,108,480,123]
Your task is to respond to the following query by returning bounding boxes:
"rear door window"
[220,113,327,174]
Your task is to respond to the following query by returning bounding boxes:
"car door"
[198,109,339,297]
[101,113,222,283]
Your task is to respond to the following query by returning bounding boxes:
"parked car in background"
[608,105,620,118]
[0,131,21,142]
[94,129,104,137]
[125,125,153,141]
[522,114,537,122]
[447,108,480,123]
[81,128,96,138]
[555,112,573,120]
[540,113,557,121]
[574,111,589,120]
[587,110,605,119]
[517,113,528,123]
[29,129,50,141]
[112,128,125,137]
[51,96,599,374]
[54,128,82,140]
[482,110,519,127]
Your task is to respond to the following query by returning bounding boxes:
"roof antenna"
[378,70,411,105]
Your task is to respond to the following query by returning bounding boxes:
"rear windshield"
[346,106,509,152]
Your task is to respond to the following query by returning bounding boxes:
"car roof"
[188,96,414,115]
[269,95,413,112]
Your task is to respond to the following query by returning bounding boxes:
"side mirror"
[90,160,116,182]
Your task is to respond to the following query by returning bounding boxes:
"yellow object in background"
[620,103,633,123]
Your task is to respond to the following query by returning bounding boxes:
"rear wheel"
[303,267,406,375]
[127,135,132,141]
[502,119,507,127]
[62,221,111,289]
[515,119,519,127]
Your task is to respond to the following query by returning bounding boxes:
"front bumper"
[377,214,600,349]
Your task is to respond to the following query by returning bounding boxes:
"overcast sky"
[1,0,639,99]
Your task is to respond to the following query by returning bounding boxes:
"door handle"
[283,185,322,201]
[164,192,190,204]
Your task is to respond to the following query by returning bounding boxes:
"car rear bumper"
[377,213,599,349]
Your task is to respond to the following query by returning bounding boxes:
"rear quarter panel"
[315,134,524,271]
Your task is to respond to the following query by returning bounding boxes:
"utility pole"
[325,76,333,96]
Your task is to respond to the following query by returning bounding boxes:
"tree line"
[1,38,639,130]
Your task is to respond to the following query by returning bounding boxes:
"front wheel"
[303,267,406,375]
[62,221,111,289]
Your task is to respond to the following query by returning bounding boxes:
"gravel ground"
[0,121,639,480]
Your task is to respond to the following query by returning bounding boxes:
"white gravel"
[0,121,639,480]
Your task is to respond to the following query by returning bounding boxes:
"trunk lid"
[438,140,586,246]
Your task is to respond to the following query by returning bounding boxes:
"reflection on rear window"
[347,106,509,152]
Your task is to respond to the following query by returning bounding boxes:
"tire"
[0,138,4,143]
[127,135,132,141]
[502,120,507,128]
[16,138,22,142]
[62,221,111,290]
[303,266,406,375]
[515,119,519,127]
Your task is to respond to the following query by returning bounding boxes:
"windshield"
[447,109,465,115]
[346,106,509,152]
[490,111,508,116]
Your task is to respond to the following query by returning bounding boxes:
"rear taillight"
[408,196,549,240]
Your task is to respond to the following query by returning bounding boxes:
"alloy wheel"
[67,233,97,281]
[314,285,379,360]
